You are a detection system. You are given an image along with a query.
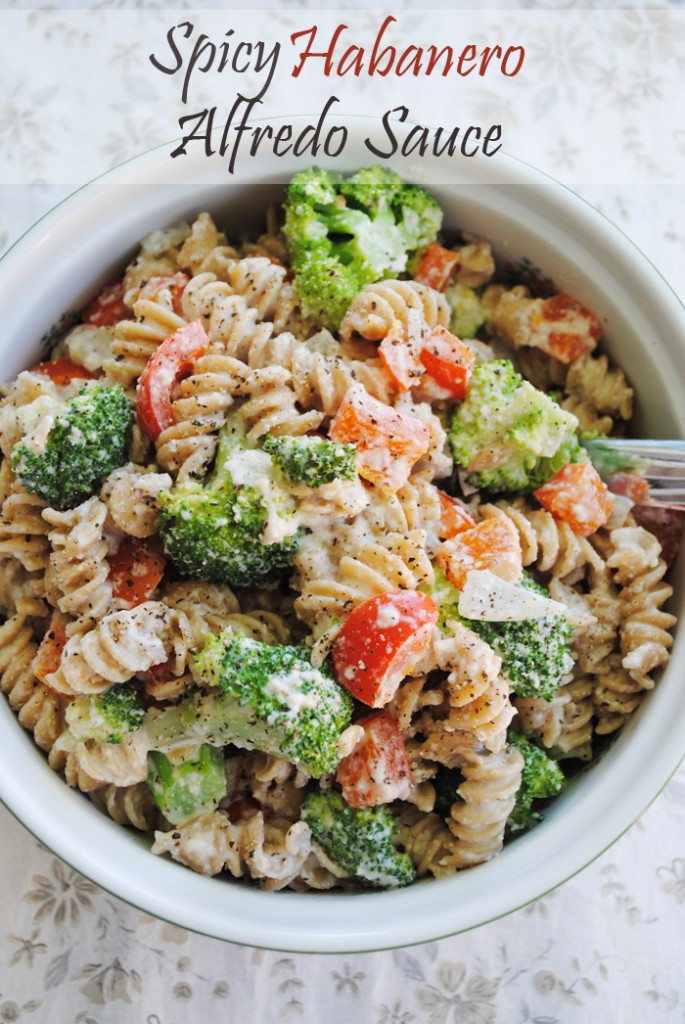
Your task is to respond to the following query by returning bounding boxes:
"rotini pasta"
[340,279,450,342]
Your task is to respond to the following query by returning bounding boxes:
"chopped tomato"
[32,623,68,686]
[329,384,431,492]
[378,320,423,392]
[533,462,615,537]
[435,516,523,590]
[413,243,460,292]
[336,710,413,807]
[136,319,210,440]
[331,590,438,708]
[108,536,166,609]
[537,293,602,363]
[607,471,650,506]
[419,326,476,399]
[82,280,130,327]
[29,357,96,385]
[138,273,190,317]
[436,489,476,540]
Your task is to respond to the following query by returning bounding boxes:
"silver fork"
[581,438,685,506]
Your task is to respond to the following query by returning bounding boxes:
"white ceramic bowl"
[1,120,684,952]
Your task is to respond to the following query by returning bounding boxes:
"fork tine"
[643,488,685,504]
[589,439,685,461]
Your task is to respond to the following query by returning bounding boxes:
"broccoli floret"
[465,576,573,700]
[449,360,582,493]
[263,434,356,487]
[301,790,416,889]
[507,732,564,835]
[157,420,303,588]
[283,165,442,330]
[444,282,486,338]
[147,745,227,825]
[64,683,145,745]
[145,632,353,778]
[11,383,133,508]
[426,570,573,700]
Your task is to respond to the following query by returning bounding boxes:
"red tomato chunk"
[136,319,210,441]
[436,516,523,591]
[32,623,68,687]
[436,489,476,540]
[336,710,413,808]
[329,384,431,492]
[82,281,130,327]
[413,243,460,292]
[419,326,476,399]
[538,293,602,363]
[331,590,438,708]
[30,358,96,385]
[533,462,615,537]
[108,536,166,609]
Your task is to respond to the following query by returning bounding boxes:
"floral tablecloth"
[1,1,685,1021]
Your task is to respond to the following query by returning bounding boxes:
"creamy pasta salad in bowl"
[0,122,683,951]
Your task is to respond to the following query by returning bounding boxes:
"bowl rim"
[0,115,684,952]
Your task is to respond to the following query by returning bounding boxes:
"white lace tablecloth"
[1,2,685,1021]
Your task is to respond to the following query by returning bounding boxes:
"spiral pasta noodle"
[177,212,239,279]
[152,810,312,886]
[480,500,605,583]
[236,366,324,442]
[0,461,50,575]
[208,288,393,418]
[560,352,633,434]
[0,614,66,758]
[442,743,524,868]
[227,256,308,335]
[419,623,515,755]
[606,525,676,690]
[43,497,113,631]
[292,500,434,629]
[154,349,250,481]
[89,782,162,832]
[46,601,193,696]
[340,280,450,342]
[104,297,187,388]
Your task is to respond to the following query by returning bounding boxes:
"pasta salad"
[0,166,678,892]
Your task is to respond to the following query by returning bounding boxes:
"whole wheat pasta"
[227,256,309,335]
[154,349,250,481]
[177,212,239,279]
[340,280,450,342]
[606,525,676,689]
[419,622,516,754]
[43,497,113,631]
[560,352,633,434]
[442,743,524,868]
[46,601,193,696]
[480,500,605,583]
[100,464,172,538]
[0,460,50,575]
[103,297,186,388]
[236,366,324,442]
[89,781,162,832]
[152,810,312,885]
